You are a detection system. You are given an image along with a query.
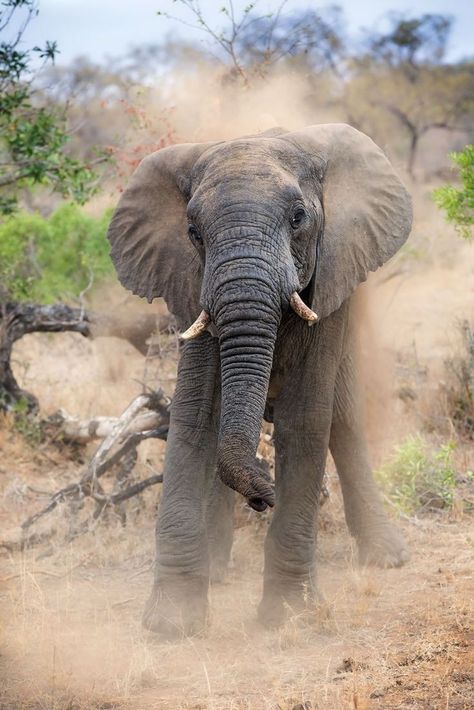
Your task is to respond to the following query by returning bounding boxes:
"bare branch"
[92,474,163,505]
[51,409,166,443]
[21,390,170,532]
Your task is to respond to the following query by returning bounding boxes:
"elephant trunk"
[209,256,284,511]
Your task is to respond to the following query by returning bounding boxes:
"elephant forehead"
[187,143,303,219]
[192,139,301,189]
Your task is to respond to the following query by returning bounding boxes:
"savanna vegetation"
[0,1,473,709]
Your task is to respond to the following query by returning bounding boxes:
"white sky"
[20,0,474,65]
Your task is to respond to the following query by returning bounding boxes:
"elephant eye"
[290,207,306,229]
[188,224,202,245]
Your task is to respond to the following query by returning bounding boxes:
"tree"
[0,202,175,411]
[348,14,474,176]
[0,2,114,409]
[37,54,146,162]
[156,1,345,83]
[0,203,113,302]
[0,204,110,410]
[0,0,99,213]
[368,14,452,73]
[228,5,345,78]
[433,145,474,239]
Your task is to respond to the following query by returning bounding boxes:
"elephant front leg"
[143,335,220,637]
[330,354,409,568]
[258,313,345,628]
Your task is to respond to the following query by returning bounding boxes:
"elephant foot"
[142,574,209,638]
[257,576,320,628]
[356,524,410,568]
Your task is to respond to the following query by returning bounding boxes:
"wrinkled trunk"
[210,258,283,511]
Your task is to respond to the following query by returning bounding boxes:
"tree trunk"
[0,302,91,411]
[407,130,419,178]
[0,301,172,412]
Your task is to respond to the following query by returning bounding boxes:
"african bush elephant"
[107,124,412,636]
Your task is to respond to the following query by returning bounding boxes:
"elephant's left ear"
[287,124,412,319]
[107,141,216,327]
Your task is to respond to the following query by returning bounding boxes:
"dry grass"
[1,513,473,709]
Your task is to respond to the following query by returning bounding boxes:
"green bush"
[433,145,474,240]
[376,435,457,514]
[0,204,113,302]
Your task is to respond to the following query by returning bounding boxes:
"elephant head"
[107,124,412,512]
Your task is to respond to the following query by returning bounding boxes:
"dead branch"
[0,302,91,410]
[91,473,163,505]
[90,393,157,477]
[21,389,170,533]
[0,300,173,411]
[49,409,166,443]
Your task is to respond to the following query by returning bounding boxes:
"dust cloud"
[121,62,341,147]
[2,62,474,710]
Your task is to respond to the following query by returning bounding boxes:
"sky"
[19,0,474,66]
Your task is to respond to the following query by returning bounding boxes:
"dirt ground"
[1,506,473,710]
[0,183,473,709]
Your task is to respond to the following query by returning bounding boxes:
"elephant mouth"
[180,292,318,341]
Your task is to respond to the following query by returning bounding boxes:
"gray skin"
[107,124,413,636]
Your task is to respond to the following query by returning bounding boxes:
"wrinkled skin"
[108,125,412,637]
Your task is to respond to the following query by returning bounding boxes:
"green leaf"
[0,0,99,212]
[433,145,474,240]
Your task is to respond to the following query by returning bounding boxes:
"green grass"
[376,435,457,514]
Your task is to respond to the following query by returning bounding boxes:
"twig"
[92,474,163,505]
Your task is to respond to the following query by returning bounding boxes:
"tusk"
[290,292,318,325]
[180,310,211,340]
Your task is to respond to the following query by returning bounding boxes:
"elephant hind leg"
[330,354,409,568]
[207,475,235,583]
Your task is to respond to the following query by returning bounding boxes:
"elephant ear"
[287,124,412,319]
[107,142,216,326]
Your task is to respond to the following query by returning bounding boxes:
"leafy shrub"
[0,0,99,214]
[0,204,113,302]
[433,145,474,240]
[10,398,43,446]
[376,435,457,514]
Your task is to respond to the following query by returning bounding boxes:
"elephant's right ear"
[107,143,215,326]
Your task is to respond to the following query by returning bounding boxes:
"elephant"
[107,123,412,636]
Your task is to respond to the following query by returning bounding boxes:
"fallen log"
[48,409,167,443]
